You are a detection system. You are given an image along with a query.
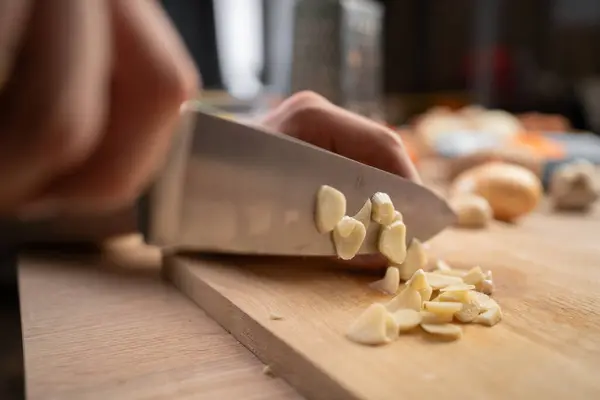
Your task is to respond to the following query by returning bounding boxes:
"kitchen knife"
[0,108,456,255]
[140,107,455,256]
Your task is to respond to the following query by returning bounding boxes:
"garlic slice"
[421,323,463,340]
[315,185,346,233]
[369,266,400,295]
[478,270,494,294]
[378,221,407,264]
[392,210,403,223]
[346,303,399,345]
[386,286,422,312]
[399,239,428,281]
[406,269,433,302]
[333,216,366,260]
[420,310,453,324]
[371,192,396,225]
[463,266,486,286]
[474,307,503,327]
[454,302,481,323]
[424,272,463,290]
[423,301,463,315]
[392,309,422,332]
[440,283,476,292]
[471,292,500,311]
[437,289,472,304]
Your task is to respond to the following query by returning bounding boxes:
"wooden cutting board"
[164,202,600,400]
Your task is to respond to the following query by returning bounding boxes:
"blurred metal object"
[289,0,384,118]
[471,0,501,107]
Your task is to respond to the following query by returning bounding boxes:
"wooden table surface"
[19,252,302,400]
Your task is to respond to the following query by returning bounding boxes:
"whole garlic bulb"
[550,160,598,211]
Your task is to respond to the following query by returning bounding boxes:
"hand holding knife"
[1,92,454,268]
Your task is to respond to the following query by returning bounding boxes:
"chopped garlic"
[333,216,366,260]
[315,185,347,233]
[378,221,407,264]
[454,302,481,323]
[471,292,499,311]
[371,192,396,225]
[420,310,453,324]
[269,312,284,321]
[421,323,463,340]
[392,309,422,332]
[406,269,433,302]
[479,279,494,295]
[463,266,486,286]
[474,307,502,327]
[353,199,372,229]
[437,290,472,304]
[399,239,428,281]
[346,303,399,345]
[392,210,403,223]
[440,283,476,292]
[478,270,494,294]
[386,286,422,312]
[369,267,400,295]
[423,301,463,315]
[424,272,463,290]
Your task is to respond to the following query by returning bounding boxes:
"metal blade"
[146,110,456,256]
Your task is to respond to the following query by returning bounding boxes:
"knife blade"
[142,109,456,256]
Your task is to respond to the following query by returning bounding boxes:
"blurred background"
[161,0,600,184]
[162,0,600,130]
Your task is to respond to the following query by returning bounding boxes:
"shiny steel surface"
[145,109,455,256]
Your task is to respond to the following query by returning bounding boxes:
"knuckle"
[286,90,327,111]
[149,61,200,106]
[379,128,404,149]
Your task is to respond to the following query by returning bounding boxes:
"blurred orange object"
[509,132,565,160]
[396,130,419,164]
[517,113,572,132]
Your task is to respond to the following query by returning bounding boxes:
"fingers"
[40,0,199,213]
[261,91,421,183]
[0,0,32,89]
[0,0,111,215]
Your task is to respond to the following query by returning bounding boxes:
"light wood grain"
[19,253,302,400]
[166,202,600,400]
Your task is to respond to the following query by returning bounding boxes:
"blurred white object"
[417,107,523,149]
[468,110,524,138]
[213,0,264,100]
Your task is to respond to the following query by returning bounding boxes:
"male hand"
[0,0,198,218]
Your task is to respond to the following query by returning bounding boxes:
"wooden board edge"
[163,256,361,400]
